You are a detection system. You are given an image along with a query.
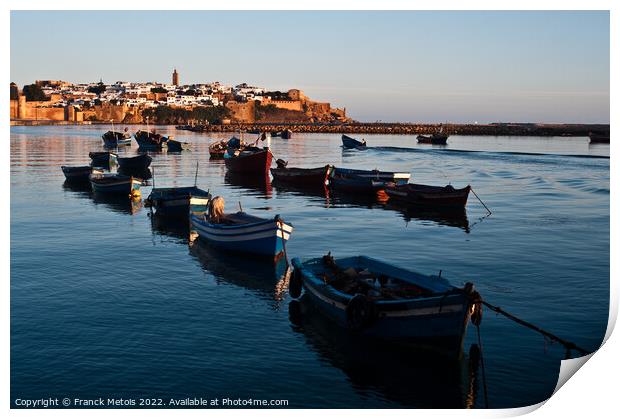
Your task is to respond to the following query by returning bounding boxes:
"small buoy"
[130,189,141,199]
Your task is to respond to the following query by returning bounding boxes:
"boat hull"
[117,154,152,171]
[134,130,168,150]
[341,135,366,150]
[385,184,470,209]
[417,134,448,145]
[147,187,210,216]
[167,139,192,152]
[102,131,131,147]
[61,166,102,182]
[90,175,142,195]
[224,148,273,174]
[291,256,472,355]
[329,167,410,193]
[270,166,330,188]
[190,213,293,257]
[89,152,118,169]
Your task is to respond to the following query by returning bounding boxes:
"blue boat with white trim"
[329,167,410,193]
[190,197,293,257]
[290,254,478,356]
[89,173,143,196]
[146,186,210,217]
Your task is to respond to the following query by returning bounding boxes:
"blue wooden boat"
[89,151,117,169]
[329,167,410,193]
[190,198,293,257]
[146,186,210,216]
[102,130,132,147]
[61,166,103,183]
[342,134,367,150]
[290,254,476,355]
[134,130,168,151]
[117,153,152,171]
[166,138,192,152]
[89,173,143,196]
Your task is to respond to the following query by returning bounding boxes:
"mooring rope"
[480,300,590,356]
[470,188,492,215]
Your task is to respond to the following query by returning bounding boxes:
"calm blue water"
[10,125,609,408]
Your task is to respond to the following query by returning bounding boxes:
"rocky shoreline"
[11,119,609,137]
[177,122,610,137]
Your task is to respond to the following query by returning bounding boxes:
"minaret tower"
[172,68,179,86]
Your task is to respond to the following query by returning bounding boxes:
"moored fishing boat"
[102,130,132,147]
[61,166,104,183]
[117,153,152,171]
[289,253,478,355]
[416,133,449,145]
[89,151,118,169]
[190,196,293,257]
[166,138,192,152]
[329,167,410,193]
[384,183,471,209]
[341,134,367,150]
[209,137,243,159]
[270,160,331,188]
[89,173,143,196]
[134,130,168,150]
[224,147,273,174]
[145,186,210,217]
[281,128,293,139]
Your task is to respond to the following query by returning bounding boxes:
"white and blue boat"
[146,186,210,217]
[190,199,293,257]
[329,167,410,193]
[290,254,477,355]
[89,173,143,196]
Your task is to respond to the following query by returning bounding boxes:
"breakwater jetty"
[179,122,610,137]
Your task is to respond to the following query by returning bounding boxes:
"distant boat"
[281,129,293,140]
[89,173,143,196]
[270,160,331,188]
[329,167,410,193]
[102,130,131,147]
[190,198,293,257]
[417,125,449,145]
[341,134,367,150]
[134,130,168,151]
[384,183,471,210]
[61,166,103,183]
[224,147,273,174]
[89,151,117,169]
[166,138,192,152]
[146,186,210,217]
[117,153,152,171]
[290,254,477,355]
[588,132,610,144]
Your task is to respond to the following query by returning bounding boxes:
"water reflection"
[289,297,479,408]
[224,172,272,199]
[149,212,190,243]
[271,179,331,201]
[382,202,471,233]
[92,193,143,215]
[188,237,288,305]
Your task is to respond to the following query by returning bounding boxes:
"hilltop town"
[9,69,350,125]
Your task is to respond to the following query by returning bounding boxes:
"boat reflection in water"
[289,297,481,408]
[188,235,289,305]
[62,181,143,215]
[224,172,272,199]
[149,212,191,244]
[382,202,470,233]
[92,193,143,215]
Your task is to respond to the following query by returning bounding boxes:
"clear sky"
[10,10,610,124]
